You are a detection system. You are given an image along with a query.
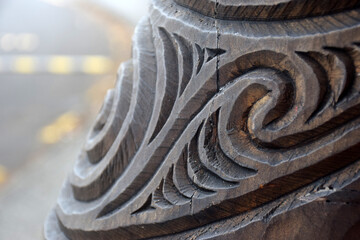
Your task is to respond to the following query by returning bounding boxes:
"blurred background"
[0,0,149,238]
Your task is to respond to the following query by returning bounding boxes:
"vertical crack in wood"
[215,0,220,92]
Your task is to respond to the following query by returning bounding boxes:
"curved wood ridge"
[45,0,360,239]
[174,0,360,20]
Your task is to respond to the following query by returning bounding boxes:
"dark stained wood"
[44,0,360,239]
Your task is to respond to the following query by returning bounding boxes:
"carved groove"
[187,123,238,190]
[131,194,155,215]
[195,43,205,75]
[153,179,173,209]
[173,146,215,199]
[45,1,360,239]
[85,61,132,164]
[205,48,226,63]
[295,51,331,122]
[149,28,179,142]
[174,34,193,96]
[163,166,190,205]
[202,110,257,181]
[173,0,360,20]
[71,18,157,202]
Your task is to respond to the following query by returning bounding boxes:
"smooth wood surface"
[45,0,360,239]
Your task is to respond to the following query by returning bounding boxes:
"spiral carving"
[45,0,360,239]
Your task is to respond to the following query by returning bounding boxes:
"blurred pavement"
[0,0,148,239]
[84,0,150,24]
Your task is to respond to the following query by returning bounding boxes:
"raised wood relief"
[45,0,360,239]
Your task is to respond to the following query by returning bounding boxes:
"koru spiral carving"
[45,0,360,239]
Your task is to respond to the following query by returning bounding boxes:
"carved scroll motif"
[45,0,360,239]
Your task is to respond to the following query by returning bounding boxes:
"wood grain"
[44,0,360,239]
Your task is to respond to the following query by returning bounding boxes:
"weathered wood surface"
[45,0,360,239]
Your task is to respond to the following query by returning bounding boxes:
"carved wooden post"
[45,0,360,239]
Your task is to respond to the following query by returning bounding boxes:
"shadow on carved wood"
[44,0,360,239]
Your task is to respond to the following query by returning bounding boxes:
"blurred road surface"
[0,0,132,172]
[0,0,146,239]
[85,0,150,24]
